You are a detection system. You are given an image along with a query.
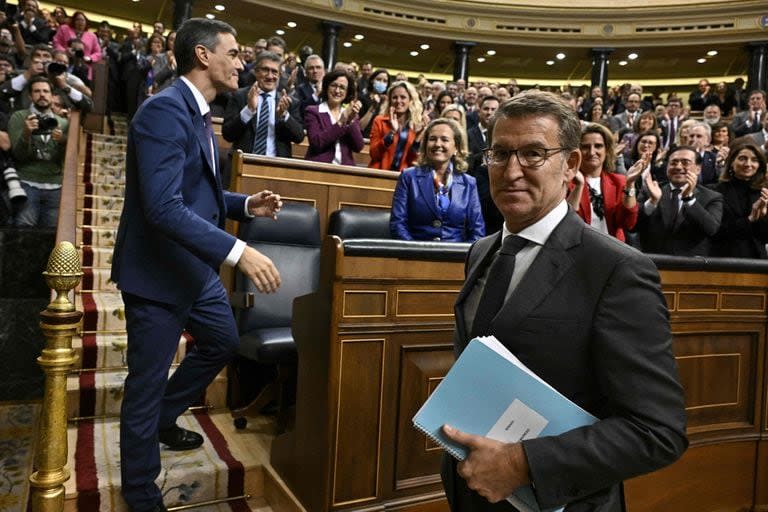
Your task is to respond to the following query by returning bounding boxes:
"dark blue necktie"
[470,235,528,339]
[253,92,270,155]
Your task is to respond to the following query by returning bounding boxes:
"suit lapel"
[493,213,577,331]
[175,81,217,178]
[448,174,466,217]
[416,168,440,218]
[454,233,501,343]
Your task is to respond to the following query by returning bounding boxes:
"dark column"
[172,0,194,30]
[747,42,768,93]
[590,48,613,99]
[452,41,476,83]
[321,21,343,72]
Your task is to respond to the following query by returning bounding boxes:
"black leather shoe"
[158,424,204,451]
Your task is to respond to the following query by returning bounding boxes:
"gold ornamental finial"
[42,241,82,312]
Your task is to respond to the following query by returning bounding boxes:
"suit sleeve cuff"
[225,239,246,267]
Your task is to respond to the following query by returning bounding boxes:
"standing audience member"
[52,11,101,81]
[368,80,428,172]
[358,68,389,137]
[731,90,766,137]
[303,70,364,165]
[110,19,282,512]
[689,79,714,112]
[441,89,687,511]
[686,121,720,184]
[293,54,324,119]
[568,123,642,242]
[17,2,51,46]
[636,145,723,256]
[660,97,685,149]
[221,50,303,159]
[711,142,768,258]
[390,118,484,241]
[748,113,768,153]
[138,34,170,104]
[7,76,67,227]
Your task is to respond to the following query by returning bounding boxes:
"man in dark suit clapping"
[440,90,687,511]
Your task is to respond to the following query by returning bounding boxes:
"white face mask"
[372,81,388,94]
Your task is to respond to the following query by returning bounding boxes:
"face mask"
[372,81,387,94]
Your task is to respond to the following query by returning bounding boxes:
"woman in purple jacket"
[303,69,365,166]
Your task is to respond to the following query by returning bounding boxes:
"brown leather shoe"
[158,424,203,451]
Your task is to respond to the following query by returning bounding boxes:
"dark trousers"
[120,269,238,511]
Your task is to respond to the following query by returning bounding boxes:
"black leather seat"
[229,202,321,430]
[328,207,392,239]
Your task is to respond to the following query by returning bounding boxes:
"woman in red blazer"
[368,81,428,172]
[304,69,365,166]
[568,123,645,242]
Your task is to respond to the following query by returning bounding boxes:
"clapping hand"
[247,83,261,111]
[626,150,650,187]
[389,106,399,131]
[339,99,362,125]
[276,90,292,117]
[644,168,662,204]
[247,190,282,219]
[748,188,768,222]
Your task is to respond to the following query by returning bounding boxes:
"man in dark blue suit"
[110,18,282,512]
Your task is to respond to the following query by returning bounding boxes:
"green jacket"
[8,109,68,185]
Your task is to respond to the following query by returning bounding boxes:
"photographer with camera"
[6,75,67,227]
[0,108,18,224]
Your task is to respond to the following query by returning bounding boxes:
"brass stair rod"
[29,242,83,512]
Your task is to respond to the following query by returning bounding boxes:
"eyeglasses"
[484,146,566,168]
[668,158,694,168]
[257,67,279,76]
[328,83,348,91]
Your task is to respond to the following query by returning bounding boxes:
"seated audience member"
[628,130,667,187]
[686,121,720,184]
[703,104,722,125]
[636,145,723,256]
[748,113,768,153]
[568,123,641,242]
[52,11,100,82]
[390,118,484,241]
[440,103,467,135]
[731,90,766,137]
[618,110,659,163]
[369,80,428,172]
[222,51,304,158]
[358,68,389,137]
[293,54,324,120]
[7,76,68,227]
[304,70,364,166]
[711,142,768,258]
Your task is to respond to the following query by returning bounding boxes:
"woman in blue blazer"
[390,118,486,242]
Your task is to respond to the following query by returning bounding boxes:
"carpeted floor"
[0,403,39,512]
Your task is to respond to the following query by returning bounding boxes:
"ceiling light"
[410,51,419,57]
[697,58,707,63]
[546,60,555,65]
[628,52,638,60]
[214,4,225,11]
[131,0,140,3]
[555,52,566,60]
[205,13,215,19]
[486,50,496,56]
[275,29,285,35]
[420,44,430,50]
[286,21,297,28]
[354,34,364,40]
[707,50,718,56]
[618,60,628,66]
[343,42,352,48]
[477,57,486,63]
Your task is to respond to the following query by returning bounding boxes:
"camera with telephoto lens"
[3,167,27,206]
[46,61,67,76]
[34,115,58,134]
[73,49,84,59]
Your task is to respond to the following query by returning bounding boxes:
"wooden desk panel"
[270,243,768,512]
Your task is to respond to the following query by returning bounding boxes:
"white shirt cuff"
[225,239,246,267]
[240,106,255,124]
[11,74,27,92]
[68,87,83,102]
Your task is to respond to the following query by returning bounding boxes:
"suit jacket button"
[432,220,442,228]
[433,236,441,241]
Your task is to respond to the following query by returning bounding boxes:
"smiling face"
[389,85,411,116]
[326,75,349,108]
[637,134,658,155]
[712,126,729,146]
[731,148,761,181]
[207,32,243,93]
[666,148,700,187]
[255,56,280,92]
[305,57,324,84]
[489,115,579,233]
[580,132,607,176]
[425,122,457,172]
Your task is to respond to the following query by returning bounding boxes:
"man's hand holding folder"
[443,425,531,504]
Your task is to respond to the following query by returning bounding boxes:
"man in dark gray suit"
[440,90,688,511]
[637,145,724,256]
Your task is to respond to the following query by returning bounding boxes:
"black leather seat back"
[328,208,392,239]
[236,202,321,332]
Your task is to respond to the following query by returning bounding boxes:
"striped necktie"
[253,92,270,155]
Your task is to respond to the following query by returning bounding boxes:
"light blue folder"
[412,336,598,512]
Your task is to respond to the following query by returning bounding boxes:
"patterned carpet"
[0,403,39,512]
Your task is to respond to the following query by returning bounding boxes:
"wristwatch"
[623,187,636,197]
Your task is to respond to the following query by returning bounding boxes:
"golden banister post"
[29,241,83,512]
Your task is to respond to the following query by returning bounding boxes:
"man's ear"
[194,44,209,69]
[563,148,581,182]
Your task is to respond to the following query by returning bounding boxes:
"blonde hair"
[380,80,424,129]
[440,103,467,133]
[416,118,469,173]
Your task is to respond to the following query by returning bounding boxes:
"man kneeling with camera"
[5,75,67,227]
